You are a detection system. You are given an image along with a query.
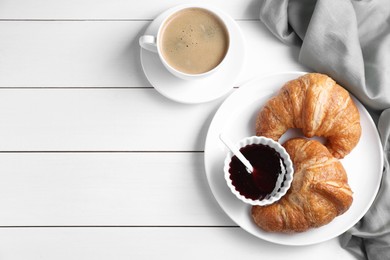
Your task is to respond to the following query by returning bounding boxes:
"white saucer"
[140,4,246,104]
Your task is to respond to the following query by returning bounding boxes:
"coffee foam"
[160,8,229,75]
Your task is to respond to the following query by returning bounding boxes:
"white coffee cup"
[139,5,231,80]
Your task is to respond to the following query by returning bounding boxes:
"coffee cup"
[139,5,230,80]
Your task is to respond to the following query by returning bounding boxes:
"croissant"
[256,73,361,159]
[251,138,353,233]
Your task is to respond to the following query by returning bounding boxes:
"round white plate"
[140,4,246,104]
[204,71,384,246]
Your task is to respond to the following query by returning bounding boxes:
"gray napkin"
[258,0,390,259]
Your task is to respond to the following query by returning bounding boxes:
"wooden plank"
[0,0,261,20]
[0,21,306,88]
[0,152,233,226]
[0,89,223,151]
[0,21,149,88]
[0,227,356,260]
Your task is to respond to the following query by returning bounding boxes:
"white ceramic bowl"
[223,136,294,206]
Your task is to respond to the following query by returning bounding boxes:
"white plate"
[140,4,246,104]
[204,71,384,246]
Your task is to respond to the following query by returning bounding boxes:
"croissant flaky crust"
[251,138,353,233]
[256,73,361,159]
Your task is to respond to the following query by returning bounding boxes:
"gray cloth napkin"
[258,0,390,259]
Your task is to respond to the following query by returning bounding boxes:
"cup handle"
[139,35,158,53]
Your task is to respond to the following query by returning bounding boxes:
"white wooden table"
[0,1,357,259]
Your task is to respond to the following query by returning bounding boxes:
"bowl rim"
[223,135,294,206]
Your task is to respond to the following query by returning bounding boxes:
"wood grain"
[0,0,262,20]
[0,227,356,260]
[0,152,233,226]
[0,89,223,151]
[0,21,306,88]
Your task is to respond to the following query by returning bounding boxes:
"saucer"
[140,4,246,104]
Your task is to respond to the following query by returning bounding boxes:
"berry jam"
[229,144,284,200]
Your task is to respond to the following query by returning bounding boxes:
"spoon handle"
[219,133,254,173]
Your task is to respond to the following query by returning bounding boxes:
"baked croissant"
[251,138,353,233]
[256,73,361,159]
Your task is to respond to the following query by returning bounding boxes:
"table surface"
[0,1,357,259]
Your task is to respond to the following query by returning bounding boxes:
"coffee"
[160,8,229,75]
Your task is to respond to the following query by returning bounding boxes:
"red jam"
[229,143,284,200]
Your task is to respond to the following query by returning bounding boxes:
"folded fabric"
[258,0,390,259]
